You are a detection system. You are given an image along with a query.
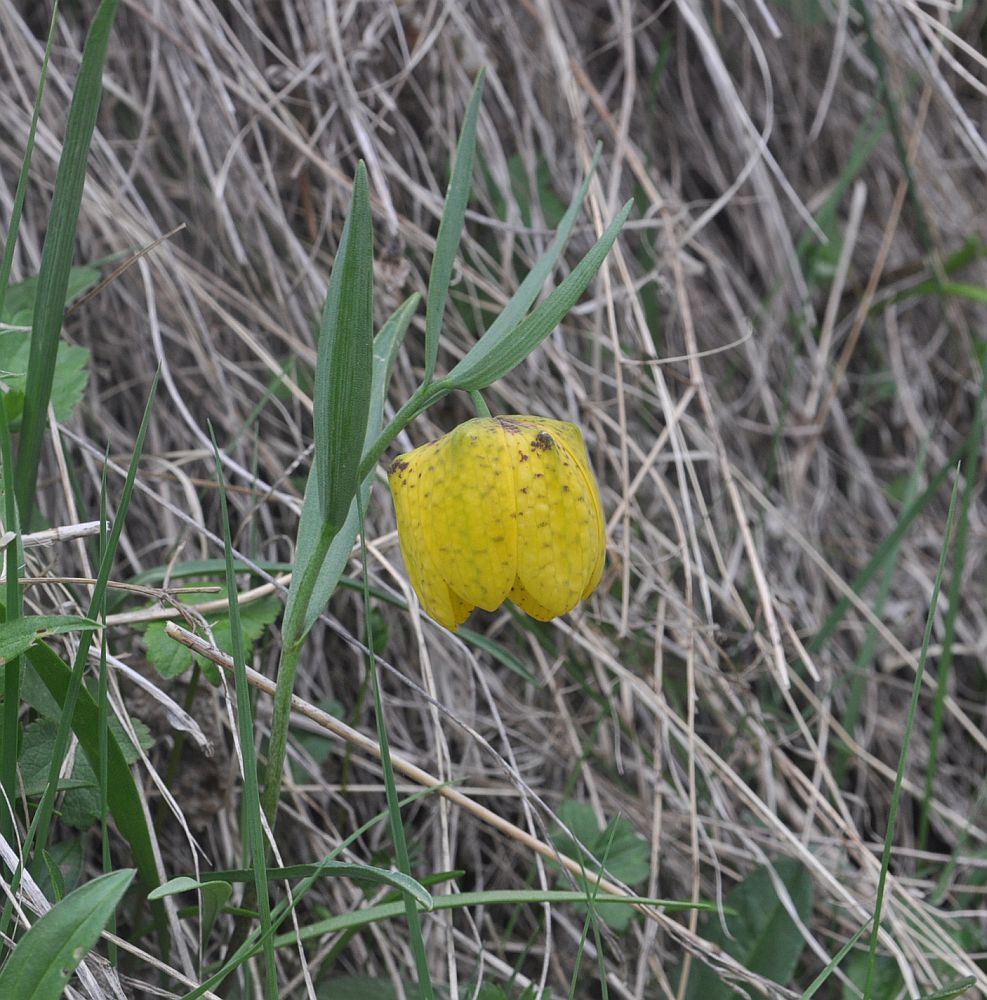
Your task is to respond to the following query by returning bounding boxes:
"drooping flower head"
[388,415,605,630]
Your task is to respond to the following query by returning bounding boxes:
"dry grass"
[2,0,987,996]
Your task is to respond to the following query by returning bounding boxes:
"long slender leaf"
[312,160,374,532]
[271,889,712,947]
[287,293,418,637]
[473,143,600,353]
[14,0,119,524]
[445,199,633,390]
[0,869,133,1000]
[209,427,275,998]
[862,475,960,998]
[422,70,485,384]
[0,5,59,321]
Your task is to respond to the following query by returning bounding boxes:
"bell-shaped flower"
[388,415,605,630]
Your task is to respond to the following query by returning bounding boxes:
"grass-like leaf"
[209,426,276,997]
[14,0,119,525]
[313,160,374,533]
[287,292,418,638]
[862,476,961,998]
[422,70,485,385]
[0,868,133,1000]
[445,199,633,390]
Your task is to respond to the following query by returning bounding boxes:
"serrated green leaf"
[0,332,89,427]
[445,197,632,390]
[422,69,485,384]
[313,161,374,532]
[0,615,98,663]
[0,267,102,324]
[0,868,134,1000]
[143,620,193,678]
[142,590,279,680]
[682,858,814,999]
[288,293,418,636]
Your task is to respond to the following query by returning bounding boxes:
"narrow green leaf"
[209,426,276,997]
[422,69,485,384]
[446,199,633,390]
[469,143,600,357]
[287,293,418,637]
[0,615,98,662]
[863,476,961,999]
[0,869,133,1000]
[915,978,978,1000]
[272,889,711,947]
[154,862,433,912]
[0,9,60,322]
[313,161,374,532]
[800,918,871,998]
[14,0,119,525]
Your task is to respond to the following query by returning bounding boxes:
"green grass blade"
[422,69,485,385]
[357,490,434,999]
[0,5,58,320]
[862,474,961,999]
[270,889,713,947]
[313,160,374,533]
[14,0,119,525]
[0,400,23,846]
[446,199,633,390]
[800,918,871,998]
[919,359,985,849]
[0,869,134,1000]
[209,426,275,999]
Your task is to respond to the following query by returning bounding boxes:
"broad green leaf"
[0,868,133,1000]
[288,293,418,636]
[681,858,814,999]
[141,589,280,680]
[313,161,374,533]
[0,335,89,427]
[14,0,119,525]
[422,70,485,384]
[0,615,98,662]
[445,198,632,390]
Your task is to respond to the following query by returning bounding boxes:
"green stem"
[469,389,491,417]
[261,520,335,826]
[358,381,449,481]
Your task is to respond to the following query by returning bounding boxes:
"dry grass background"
[1,0,987,997]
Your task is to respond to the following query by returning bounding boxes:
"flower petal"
[550,423,606,598]
[507,417,601,618]
[508,579,556,621]
[389,442,473,630]
[422,418,518,612]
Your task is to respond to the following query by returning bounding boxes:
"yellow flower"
[388,415,605,630]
